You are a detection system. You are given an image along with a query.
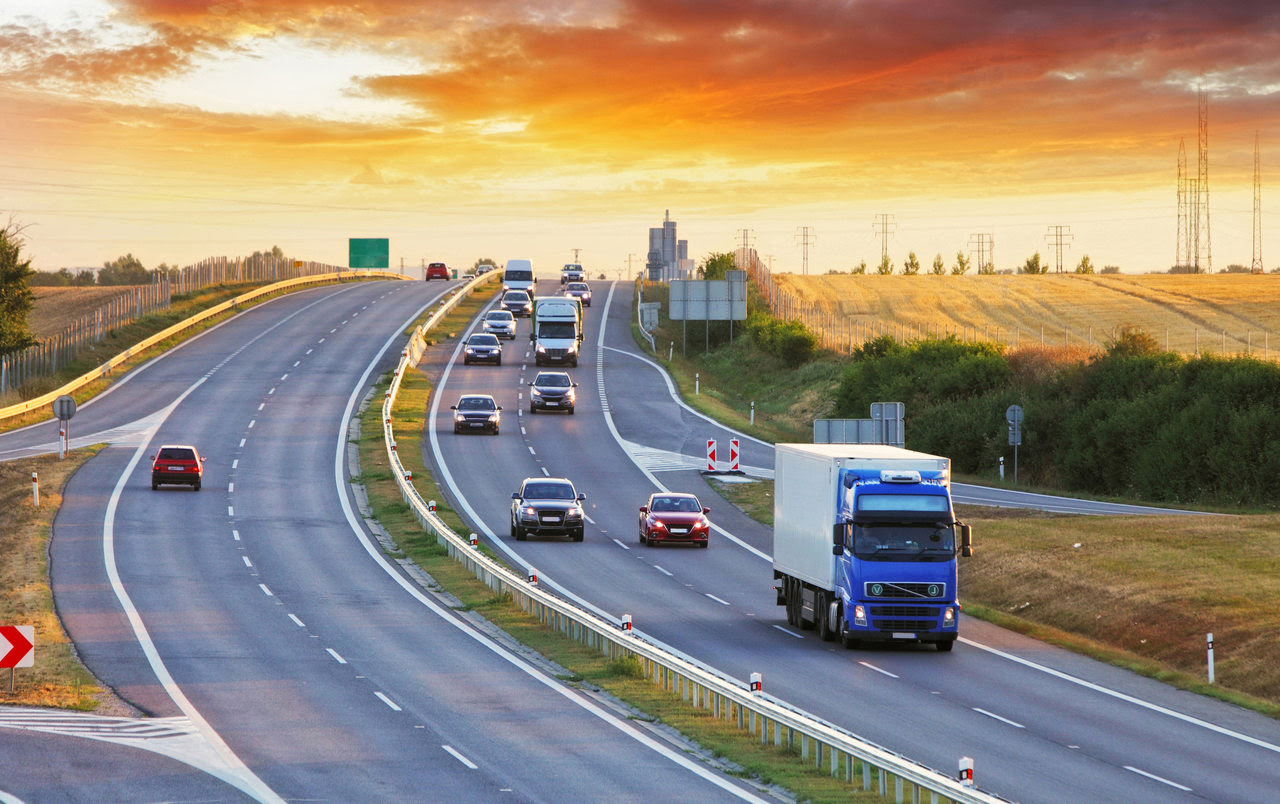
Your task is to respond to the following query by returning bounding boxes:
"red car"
[638,493,710,548]
[151,444,205,490]
[425,262,449,280]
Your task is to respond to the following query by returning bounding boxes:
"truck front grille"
[865,582,947,599]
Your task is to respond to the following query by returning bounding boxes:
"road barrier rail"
[382,279,1002,804]
[1,270,405,423]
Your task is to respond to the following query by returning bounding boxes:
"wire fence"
[740,251,1277,360]
[2,255,343,394]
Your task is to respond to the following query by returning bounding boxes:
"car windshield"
[524,483,575,500]
[470,335,499,346]
[505,292,530,303]
[534,373,570,388]
[568,283,588,292]
[458,397,495,411]
[158,447,195,460]
[652,496,701,512]
[486,312,513,322]
[852,523,955,561]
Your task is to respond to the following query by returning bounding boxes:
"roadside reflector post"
[527,567,538,585]
[622,614,632,632]
[31,472,38,508]
[428,500,436,512]
[999,456,1005,480]
[750,672,762,695]
[404,471,412,482]
[469,532,478,547]
[958,757,974,787]
[707,439,717,472]
[1208,633,1215,683]
[390,441,396,452]
[58,428,65,460]
[695,372,700,395]
[750,401,755,426]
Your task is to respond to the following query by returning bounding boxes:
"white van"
[502,259,536,293]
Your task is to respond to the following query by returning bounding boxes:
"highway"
[0,280,764,802]
[426,280,1280,803]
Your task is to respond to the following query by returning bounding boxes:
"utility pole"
[1045,225,1073,273]
[1176,138,1188,268]
[627,253,636,279]
[873,214,896,264]
[1253,131,1264,273]
[968,233,994,274]
[1197,87,1212,272]
[571,248,581,264]
[795,226,815,275]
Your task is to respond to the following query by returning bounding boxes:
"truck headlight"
[943,606,956,626]
[536,343,547,353]
[853,604,867,627]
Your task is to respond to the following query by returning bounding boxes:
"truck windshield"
[853,523,954,561]
[539,321,577,338]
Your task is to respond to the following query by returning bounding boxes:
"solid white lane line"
[374,692,401,711]
[973,708,1024,729]
[705,593,730,606]
[772,625,803,639]
[859,661,899,679]
[654,566,673,577]
[442,745,477,769]
[959,637,1280,755]
[288,614,305,628]
[258,584,273,597]
[612,539,630,550]
[1124,766,1192,792]
[326,648,347,664]
[241,557,252,568]
[584,513,596,524]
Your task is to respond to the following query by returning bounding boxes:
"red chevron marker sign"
[0,625,34,668]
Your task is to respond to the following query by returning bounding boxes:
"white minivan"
[502,259,536,293]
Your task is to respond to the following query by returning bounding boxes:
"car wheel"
[567,406,575,415]
[492,426,499,435]
[698,539,708,548]
[570,358,578,367]
[152,480,159,490]
[937,639,955,652]
[513,522,526,541]
[639,529,647,546]
[530,405,537,414]
[193,479,201,492]
[496,356,502,365]
[454,425,461,434]
[572,528,584,542]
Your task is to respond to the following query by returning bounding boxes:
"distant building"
[646,210,694,282]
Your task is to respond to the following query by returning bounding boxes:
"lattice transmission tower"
[1176,138,1188,268]
[794,226,816,275]
[1196,88,1212,272]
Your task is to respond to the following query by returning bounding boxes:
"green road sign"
[349,238,389,268]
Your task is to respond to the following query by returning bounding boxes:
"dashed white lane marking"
[232,530,240,541]
[442,745,477,769]
[521,427,526,435]
[326,648,347,665]
[612,539,630,550]
[227,506,234,517]
[1125,766,1192,792]
[241,557,252,568]
[239,438,246,448]
[705,593,730,606]
[772,625,803,639]
[269,388,275,395]
[257,403,264,411]
[859,661,899,679]
[288,614,305,628]
[541,467,550,476]
[248,420,255,429]
[305,349,313,355]
[232,459,238,469]
[528,446,535,455]
[654,566,673,577]
[280,373,288,381]
[228,482,234,493]
[292,360,300,367]
[258,584,273,597]
[973,708,1024,729]
[318,338,325,343]
[374,692,401,712]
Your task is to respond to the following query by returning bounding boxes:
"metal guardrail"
[381,281,1001,804]
[0,270,405,423]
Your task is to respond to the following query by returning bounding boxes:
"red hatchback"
[151,444,204,490]
[638,493,710,548]
[425,262,449,280]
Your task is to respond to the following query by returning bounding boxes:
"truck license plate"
[892,632,916,640]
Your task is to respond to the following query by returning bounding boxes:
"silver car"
[482,309,517,339]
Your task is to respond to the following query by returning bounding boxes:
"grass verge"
[361,300,889,801]
[0,449,121,710]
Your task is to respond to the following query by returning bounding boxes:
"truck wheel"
[840,626,861,650]
[937,640,955,652]
[816,593,835,642]
[785,580,801,627]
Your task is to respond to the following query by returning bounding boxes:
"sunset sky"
[3,1,1278,277]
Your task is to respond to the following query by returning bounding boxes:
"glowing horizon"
[2,1,1278,275]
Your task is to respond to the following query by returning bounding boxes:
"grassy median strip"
[363,320,887,801]
[0,449,117,710]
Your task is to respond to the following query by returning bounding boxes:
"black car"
[450,394,501,434]
[528,371,577,414]
[501,289,533,317]
[510,477,586,541]
[462,333,503,365]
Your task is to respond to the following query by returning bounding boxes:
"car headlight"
[651,520,666,530]
[522,506,537,518]
[567,506,582,518]
[530,388,542,397]
[453,413,465,422]
[536,343,547,353]
[465,348,475,354]
[488,413,499,422]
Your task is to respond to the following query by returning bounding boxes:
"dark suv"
[510,477,586,542]
[528,371,577,414]
[462,333,503,365]
[151,444,204,490]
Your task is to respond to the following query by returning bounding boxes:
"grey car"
[528,371,577,414]
[482,309,517,339]
[511,477,586,541]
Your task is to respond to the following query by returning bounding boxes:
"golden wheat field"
[775,273,1280,357]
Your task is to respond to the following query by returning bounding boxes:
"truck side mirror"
[832,523,845,555]
[958,523,974,557]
